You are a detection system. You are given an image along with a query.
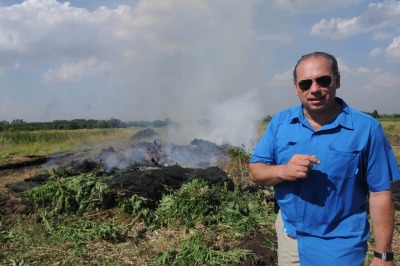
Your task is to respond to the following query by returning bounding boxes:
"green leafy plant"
[227,146,250,159]
[119,194,153,221]
[151,179,222,228]
[9,259,28,266]
[151,178,272,234]
[21,170,111,215]
[0,216,17,243]
[39,209,126,254]
[154,230,258,265]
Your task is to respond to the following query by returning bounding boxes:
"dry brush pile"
[0,129,278,265]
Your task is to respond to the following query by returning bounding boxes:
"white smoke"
[167,89,263,150]
[0,0,269,149]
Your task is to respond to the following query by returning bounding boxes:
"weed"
[151,178,273,235]
[154,230,258,265]
[225,146,252,187]
[228,146,250,159]
[152,179,216,228]
[21,170,111,215]
[38,209,127,254]
[119,194,153,220]
[9,259,28,266]
[0,216,17,243]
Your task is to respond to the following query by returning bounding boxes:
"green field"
[0,128,141,166]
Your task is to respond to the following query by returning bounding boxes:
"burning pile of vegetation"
[0,128,278,265]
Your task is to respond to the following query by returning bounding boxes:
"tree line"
[0,118,174,131]
[2,110,399,131]
[262,110,400,122]
[362,110,400,119]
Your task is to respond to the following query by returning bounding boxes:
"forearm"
[249,155,319,186]
[369,190,394,253]
[249,162,286,186]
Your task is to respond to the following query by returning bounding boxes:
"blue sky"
[0,0,399,145]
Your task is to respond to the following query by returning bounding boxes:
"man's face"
[293,56,340,115]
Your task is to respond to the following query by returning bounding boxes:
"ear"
[293,82,299,96]
[335,75,341,89]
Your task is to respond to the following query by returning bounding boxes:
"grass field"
[0,121,399,265]
[0,128,143,167]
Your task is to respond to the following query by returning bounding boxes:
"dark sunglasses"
[297,75,333,91]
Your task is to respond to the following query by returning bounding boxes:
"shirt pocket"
[274,141,297,165]
[324,146,361,180]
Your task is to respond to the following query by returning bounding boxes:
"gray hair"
[293,51,340,82]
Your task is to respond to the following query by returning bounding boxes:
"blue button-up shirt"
[251,98,399,265]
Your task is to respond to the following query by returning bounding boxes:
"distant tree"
[107,118,124,128]
[0,120,9,131]
[67,121,80,130]
[0,118,180,131]
[11,119,25,124]
[372,110,379,118]
[97,120,109,128]
[263,115,273,123]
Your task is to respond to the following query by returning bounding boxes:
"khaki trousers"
[275,211,365,266]
[275,211,300,266]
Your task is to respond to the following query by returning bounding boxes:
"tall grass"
[381,120,400,135]
[0,128,139,165]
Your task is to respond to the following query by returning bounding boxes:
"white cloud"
[42,58,97,83]
[369,47,383,58]
[0,1,112,67]
[310,0,400,39]
[385,36,400,63]
[364,72,400,92]
[272,69,293,85]
[372,31,394,41]
[271,0,363,13]
[333,61,399,114]
[338,57,380,76]
[311,17,361,39]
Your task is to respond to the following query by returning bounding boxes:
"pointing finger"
[309,155,320,165]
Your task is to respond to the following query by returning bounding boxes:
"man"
[249,51,399,265]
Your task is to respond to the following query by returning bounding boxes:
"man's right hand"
[280,154,320,181]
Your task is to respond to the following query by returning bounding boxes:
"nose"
[309,81,322,93]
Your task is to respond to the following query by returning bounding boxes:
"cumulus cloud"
[332,60,398,114]
[385,36,400,63]
[310,0,400,39]
[369,47,383,58]
[43,58,97,83]
[271,0,363,13]
[364,72,400,94]
[272,69,293,85]
[372,31,394,41]
[337,57,380,76]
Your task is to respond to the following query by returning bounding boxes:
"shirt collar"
[289,97,354,130]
